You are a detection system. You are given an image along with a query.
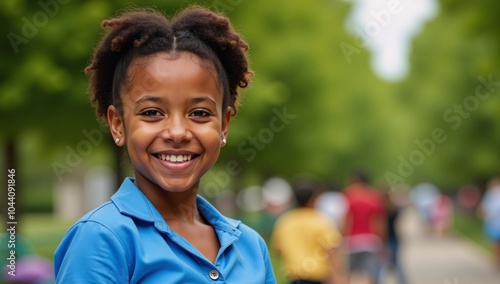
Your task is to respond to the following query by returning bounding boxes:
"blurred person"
[342,171,386,284]
[378,190,408,284]
[411,182,439,229]
[262,176,294,215]
[315,182,347,229]
[457,184,481,213]
[271,179,347,284]
[429,192,453,236]
[261,176,294,240]
[54,6,275,283]
[478,176,500,269]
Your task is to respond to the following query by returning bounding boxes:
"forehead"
[124,51,222,98]
[130,51,216,81]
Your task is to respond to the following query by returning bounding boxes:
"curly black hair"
[85,6,252,121]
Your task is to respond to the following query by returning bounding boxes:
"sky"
[345,0,439,82]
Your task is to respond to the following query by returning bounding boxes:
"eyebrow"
[190,96,217,106]
[134,95,217,107]
[135,96,163,105]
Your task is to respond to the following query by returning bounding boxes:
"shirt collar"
[111,178,241,236]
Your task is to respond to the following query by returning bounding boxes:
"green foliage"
[454,211,491,252]
[217,0,401,184]
[391,0,500,188]
[19,214,75,260]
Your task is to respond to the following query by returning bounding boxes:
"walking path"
[392,208,500,284]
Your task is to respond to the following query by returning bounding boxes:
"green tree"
[386,0,500,189]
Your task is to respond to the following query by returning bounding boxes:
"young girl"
[54,6,276,283]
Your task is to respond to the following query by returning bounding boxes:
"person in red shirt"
[342,171,386,284]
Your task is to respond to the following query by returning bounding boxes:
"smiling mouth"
[154,154,199,163]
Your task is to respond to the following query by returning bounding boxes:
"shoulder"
[58,200,139,255]
[274,209,298,222]
[81,201,120,219]
[76,201,134,231]
[55,202,134,282]
[58,201,134,245]
[274,208,320,224]
[274,209,325,228]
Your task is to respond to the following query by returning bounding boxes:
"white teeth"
[158,154,192,162]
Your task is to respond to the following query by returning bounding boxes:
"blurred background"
[1,0,499,283]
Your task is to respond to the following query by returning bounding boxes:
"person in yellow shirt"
[271,179,348,284]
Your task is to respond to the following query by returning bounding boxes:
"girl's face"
[108,52,231,194]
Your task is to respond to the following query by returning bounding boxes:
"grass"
[270,248,286,284]
[17,214,75,260]
[453,210,492,253]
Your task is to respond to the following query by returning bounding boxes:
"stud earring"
[222,137,227,146]
[115,138,120,144]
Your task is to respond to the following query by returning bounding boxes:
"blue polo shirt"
[54,178,276,283]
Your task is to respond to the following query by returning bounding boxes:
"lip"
[152,151,200,171]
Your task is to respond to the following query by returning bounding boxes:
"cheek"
[126,122,158,150]
[197,124,222,148]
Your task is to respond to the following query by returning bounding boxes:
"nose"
[161,114,192,143]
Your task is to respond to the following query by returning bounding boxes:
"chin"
[156,179,199,193]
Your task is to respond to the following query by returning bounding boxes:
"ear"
[108,105,125,146]
[221,107,232,146]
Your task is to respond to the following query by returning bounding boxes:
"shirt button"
[209,269,219,280]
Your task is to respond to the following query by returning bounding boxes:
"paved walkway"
[388,208,500,284]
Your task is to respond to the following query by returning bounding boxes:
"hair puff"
[85,6,252,122]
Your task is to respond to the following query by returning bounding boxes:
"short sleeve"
[54,221,130,284]
[258,234,277,284]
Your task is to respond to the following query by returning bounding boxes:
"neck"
[134,176,202,224]
[161,192,201,223]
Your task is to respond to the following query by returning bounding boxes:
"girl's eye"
[190,109,211,118]
[141,110,162,117]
